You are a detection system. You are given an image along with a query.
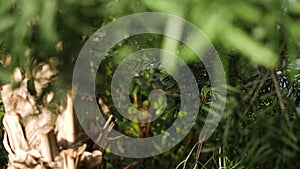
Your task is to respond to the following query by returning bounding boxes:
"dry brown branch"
[271,71,286,113]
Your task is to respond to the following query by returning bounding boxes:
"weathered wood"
[1,64,114,169]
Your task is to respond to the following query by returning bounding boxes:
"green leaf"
[287,1,300,15]
[0,0,13,16]
[0,16,16,33]
[223,25,278,67]
[231,1,262,24]
[142,0,184,16]
[40,0,58,42]
[287,22,300,40]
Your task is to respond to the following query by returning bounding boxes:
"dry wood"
[1,64,114,169]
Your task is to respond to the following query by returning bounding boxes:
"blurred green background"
[1,0,300,168]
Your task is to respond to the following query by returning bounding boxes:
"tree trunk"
[0,64,113,169]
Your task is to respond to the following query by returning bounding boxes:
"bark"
[0,64,114,169]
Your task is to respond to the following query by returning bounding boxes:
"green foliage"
[1,0,300,168]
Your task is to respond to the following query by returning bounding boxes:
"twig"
[195,142,203,165]
[179,130,195,162]
[175,142,200,169]
[123,164,131,169]
[243,74,269,115]
[218,147,222,169]
[271,71,286,113]
[243,76,272,88]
